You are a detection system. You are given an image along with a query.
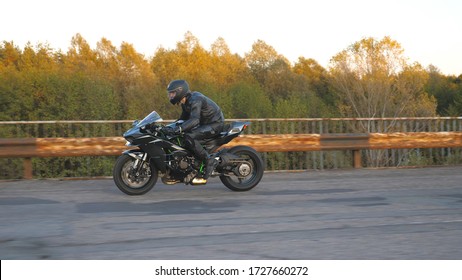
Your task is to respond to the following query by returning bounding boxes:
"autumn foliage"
[1,32,461,124]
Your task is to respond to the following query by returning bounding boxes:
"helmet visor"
[168,91,176,102]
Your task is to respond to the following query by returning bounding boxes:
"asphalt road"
[0,166,461,260]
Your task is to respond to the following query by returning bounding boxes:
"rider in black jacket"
[165,80,224,179]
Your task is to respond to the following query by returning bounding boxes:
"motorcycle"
[113,111,264,195]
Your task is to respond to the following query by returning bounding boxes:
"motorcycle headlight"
[125,136,135,146]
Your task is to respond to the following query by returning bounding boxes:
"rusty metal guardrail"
[1,132,462,179]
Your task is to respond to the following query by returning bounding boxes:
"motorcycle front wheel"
[220,146,264,192]
[113,154,158,195]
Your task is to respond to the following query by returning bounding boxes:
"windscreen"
[137,111,163,127]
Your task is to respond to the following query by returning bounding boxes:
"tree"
[446,74,462,116]
[65,33,98,74]
[329,36,437,130]
[95,38,119,79]
[115,42,159,118]
[246,40,303,103]
[329,36,437,167]
[228,82,272,118]
[245,40,286,86]
[425,65,462,116]
[293,57,334,106]
[0,41,21,69]
[209,37,250,89]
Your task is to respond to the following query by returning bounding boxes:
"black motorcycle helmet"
[167,80,190,105]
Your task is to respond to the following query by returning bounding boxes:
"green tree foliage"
[0,33,459,125]
[425,65,462,116]
[245,40,293,101]
[228,82,272,118]
[450,79,462,116]
[293,57,334,107]
[245,40,282,85]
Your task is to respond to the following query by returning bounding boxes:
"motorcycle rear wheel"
[113,154,158,195]
[220,146,264,191]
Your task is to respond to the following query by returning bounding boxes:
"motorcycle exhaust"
[191,178,207,185]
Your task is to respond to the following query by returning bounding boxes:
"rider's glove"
[141,123,155,133]
[162,126,181,134]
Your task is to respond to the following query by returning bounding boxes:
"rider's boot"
[190,139,218,179]
[204,155,219,179]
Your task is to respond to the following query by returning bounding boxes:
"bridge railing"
[2,117,462,138]
[1,117,461,179]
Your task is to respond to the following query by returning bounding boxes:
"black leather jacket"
[178,91,224,132]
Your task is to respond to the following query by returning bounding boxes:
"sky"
[1,0,461,75]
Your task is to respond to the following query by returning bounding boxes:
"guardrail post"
[23,158,33,179]
[353,150,362,168]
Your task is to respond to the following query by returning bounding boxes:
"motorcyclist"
[164,79,224,179]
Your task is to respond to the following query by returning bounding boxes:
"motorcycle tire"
[220,145,264,192]
[113,154,158,195]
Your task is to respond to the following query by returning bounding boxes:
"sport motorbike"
[113,111,264,195]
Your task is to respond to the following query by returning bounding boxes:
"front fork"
[123,150,148,174]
